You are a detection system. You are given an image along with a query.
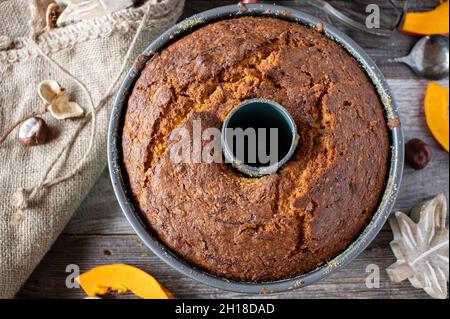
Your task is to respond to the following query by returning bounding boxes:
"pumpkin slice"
[76,264,174,299]
[424,82,449,152]
[401,1,449,35]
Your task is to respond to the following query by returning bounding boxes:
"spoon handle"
[388,54,413,66]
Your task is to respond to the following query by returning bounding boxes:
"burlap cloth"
[0,0,184,298]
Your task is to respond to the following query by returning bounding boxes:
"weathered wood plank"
[64,172,134,235]
[16,232,431,299]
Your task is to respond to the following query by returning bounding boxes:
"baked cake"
[122,17,390,281]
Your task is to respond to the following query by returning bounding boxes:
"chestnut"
[405,138,433,170]
[18,117,48,147]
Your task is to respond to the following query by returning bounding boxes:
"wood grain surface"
[17,0,448,299]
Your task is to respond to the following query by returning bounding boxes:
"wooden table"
[17,0,448,299]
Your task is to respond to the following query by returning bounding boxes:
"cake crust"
[122,17,390,281]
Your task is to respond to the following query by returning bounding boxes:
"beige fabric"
[0,0,184,298]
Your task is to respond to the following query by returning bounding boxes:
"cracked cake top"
[122,17,389,281]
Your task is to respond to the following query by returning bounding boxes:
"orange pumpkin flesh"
[76,264,174,299]
[401,1,449,35]
[425,82,449,152]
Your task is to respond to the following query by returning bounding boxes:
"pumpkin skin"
[424,82,449,152]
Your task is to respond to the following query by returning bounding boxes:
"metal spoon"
[390,35,449,80]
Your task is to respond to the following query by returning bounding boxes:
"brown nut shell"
[405,138,433,170]
[18,117,49,147]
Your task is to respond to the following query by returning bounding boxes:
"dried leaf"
[387,194,449,299]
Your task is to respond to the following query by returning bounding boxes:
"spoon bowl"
[393,35,449,80]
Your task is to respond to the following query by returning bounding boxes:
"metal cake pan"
[108,3,404,294]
